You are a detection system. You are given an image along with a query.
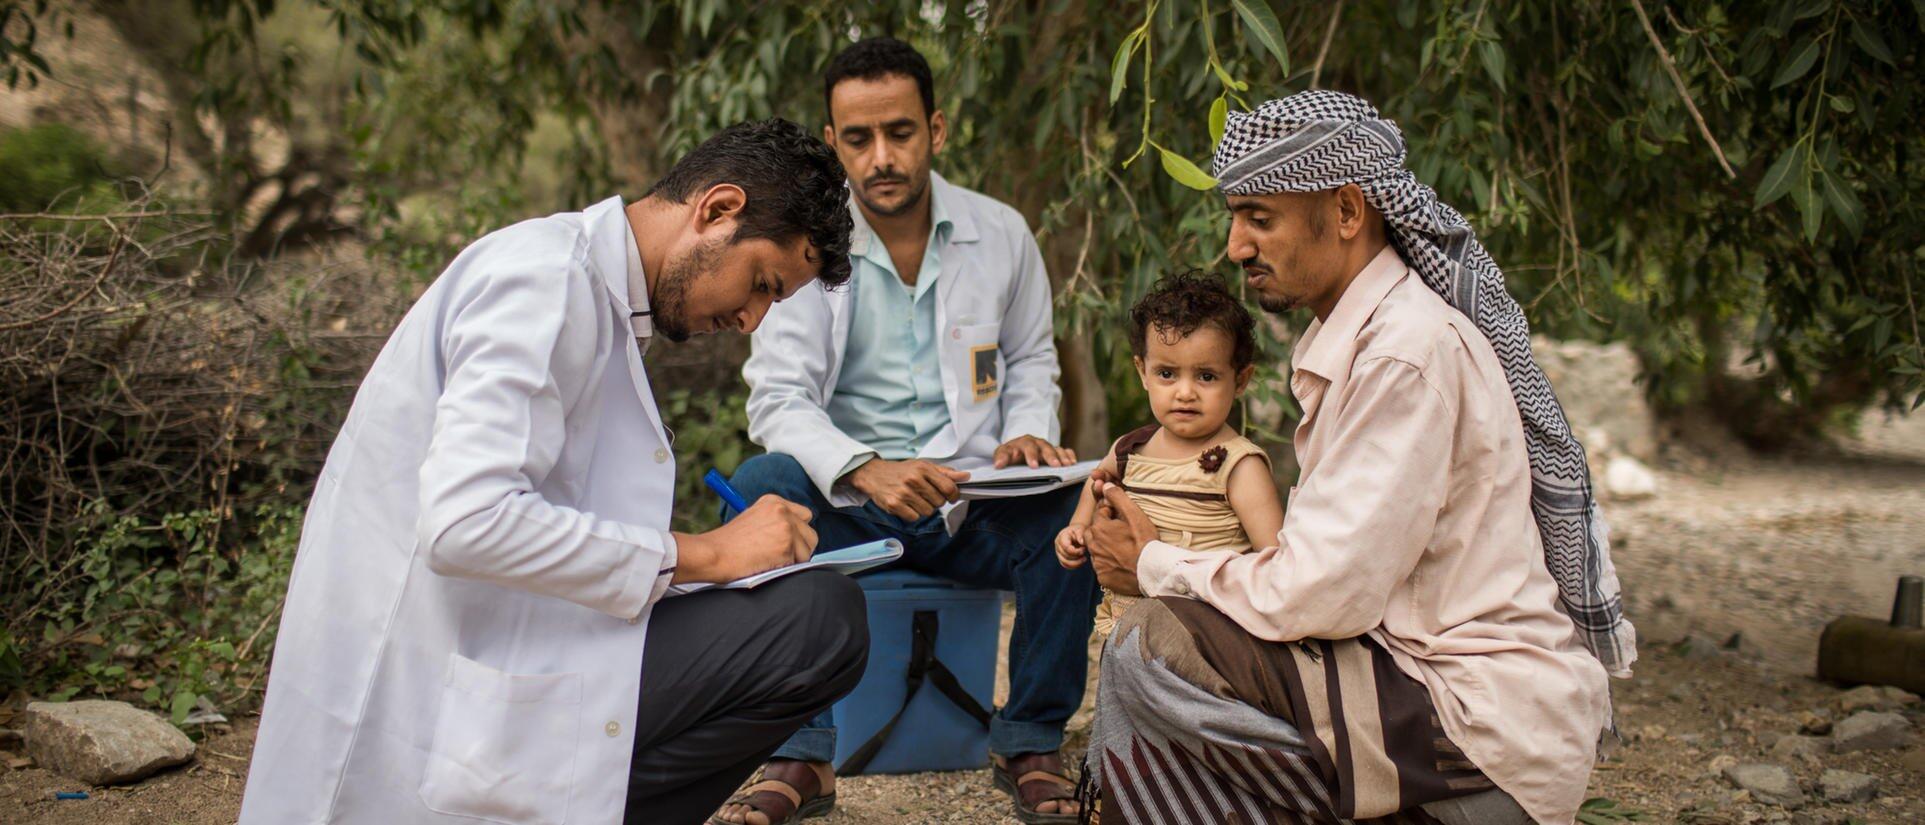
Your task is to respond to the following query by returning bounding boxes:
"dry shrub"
[0,188,408,707]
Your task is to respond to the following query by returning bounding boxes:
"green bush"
[0,122,125,213]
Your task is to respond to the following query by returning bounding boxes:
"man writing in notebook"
[721,37,1097,825]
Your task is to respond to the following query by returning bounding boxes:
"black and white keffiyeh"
[1213,90,1636,677]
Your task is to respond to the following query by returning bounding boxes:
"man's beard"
[854,169,929,218]
[650,236,723,342]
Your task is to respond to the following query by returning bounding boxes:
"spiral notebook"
[666,538,903,595]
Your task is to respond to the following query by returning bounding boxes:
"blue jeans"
[724,453,1098,763]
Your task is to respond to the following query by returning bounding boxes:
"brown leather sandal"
[706,773,835,825]
[992,755,1081,824]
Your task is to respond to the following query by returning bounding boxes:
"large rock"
[1721,762,1805,808]
[1531,337,1657,463]
[19,700,193,784]
[1830,710,1913,753]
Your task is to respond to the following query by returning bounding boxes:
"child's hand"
[1055,524,1090,569]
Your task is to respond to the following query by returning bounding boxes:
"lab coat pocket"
[951,322,1002,405]
[419,653,582,825]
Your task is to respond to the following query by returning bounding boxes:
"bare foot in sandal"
[993,751,1082,822]
[709,759,836,825]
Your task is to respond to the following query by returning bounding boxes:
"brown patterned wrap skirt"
[1084,597,1495,824]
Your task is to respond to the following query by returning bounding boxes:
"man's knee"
[728,453,816,506]
[775,570,870,692]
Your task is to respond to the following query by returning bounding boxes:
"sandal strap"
[1016,769,1078,800]
[720,778,802,819]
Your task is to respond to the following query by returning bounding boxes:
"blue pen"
[704,469,752,516]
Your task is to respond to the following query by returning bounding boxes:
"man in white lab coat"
[239,119,865,825]
[718,39,1097,825]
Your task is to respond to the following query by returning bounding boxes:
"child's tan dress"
[1094,424,1271,635]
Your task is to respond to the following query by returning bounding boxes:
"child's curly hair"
[1127,271,1258,371]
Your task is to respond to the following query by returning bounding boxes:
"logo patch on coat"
[970,344,999,401]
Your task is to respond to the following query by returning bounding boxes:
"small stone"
[1636,723,1668,742]
[1834,685,1920,715]
[1797,710,1832,735]
[19,700,194,784]
[5,755,31,769]
[1830,710,1913,753]
[1605,454,1658,500]
[1677,632,1727,660]
[1769,734,1827,763]
[1818,769,1877,803]
[1722,763,1805,809]
[1708,753,1740,775]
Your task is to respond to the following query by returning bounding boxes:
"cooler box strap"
[838,610,992,775]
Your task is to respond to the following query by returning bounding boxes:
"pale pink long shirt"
[1135,246,1611,825]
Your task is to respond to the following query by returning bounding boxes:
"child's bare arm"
[1067,447,1121,527]
[1226,453,1284,549]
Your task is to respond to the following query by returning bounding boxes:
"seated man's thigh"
[638,570,870,728]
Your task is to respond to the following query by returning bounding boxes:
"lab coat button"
[605,721,621,737]
[653,448,668,464]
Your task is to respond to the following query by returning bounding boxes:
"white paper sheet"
[665,538,903,595]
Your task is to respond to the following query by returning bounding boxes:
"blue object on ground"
[831,569,1001,774]
[55,791,89,800]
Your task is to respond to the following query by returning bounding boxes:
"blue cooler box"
[831,570,1001,774]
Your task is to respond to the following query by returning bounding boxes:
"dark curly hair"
[642,118,854,288]
[1128,271,1258,370]
[824,36,935,122]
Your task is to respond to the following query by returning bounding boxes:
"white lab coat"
[742,172,1060,508]
[240,197,678,825]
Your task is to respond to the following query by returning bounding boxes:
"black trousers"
[621,569,869,825]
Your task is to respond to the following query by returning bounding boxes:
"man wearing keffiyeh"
[1079,90,1635,825]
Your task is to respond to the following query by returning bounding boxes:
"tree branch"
[1310,0,1344,89]
[1629,0,1737,179]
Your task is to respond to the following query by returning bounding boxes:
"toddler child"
[1056,271,1284,634]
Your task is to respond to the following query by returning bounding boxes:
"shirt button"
[605,721,621,737]
[653,448,669,464]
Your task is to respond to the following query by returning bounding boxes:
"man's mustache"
[1239,257,1272,275]
[864,172,908,188]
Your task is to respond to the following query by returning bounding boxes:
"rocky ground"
[5,415,1924,824]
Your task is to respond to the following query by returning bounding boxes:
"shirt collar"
[1291,244,1408,382]
[583,195,655,355]
[622,212,654,355]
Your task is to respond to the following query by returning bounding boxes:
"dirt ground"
[6,415,1925,824]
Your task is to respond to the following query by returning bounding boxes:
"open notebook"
[952,459,1100,500]
[665,538,903,595]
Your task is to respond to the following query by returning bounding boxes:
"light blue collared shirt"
[825,189,954,472]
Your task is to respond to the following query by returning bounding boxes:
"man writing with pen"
[715,37,1096,825]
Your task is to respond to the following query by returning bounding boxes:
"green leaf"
[1828,94,1855,113]
[1157,144,1219,190]
[1771,37,1821,88]
[1789,164,1823,242]
[1109,30,1141,104]
[1817,167,1866,237]
[1209,95,1229,145]
[170,689,198,725]
[1478,41,1506,91]
[1231,0,1290,74]
[1754,143,1804,208]
[1849,21,1896,65]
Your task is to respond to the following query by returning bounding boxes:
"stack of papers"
[953,459,1100,500]
[667,538,903,595]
